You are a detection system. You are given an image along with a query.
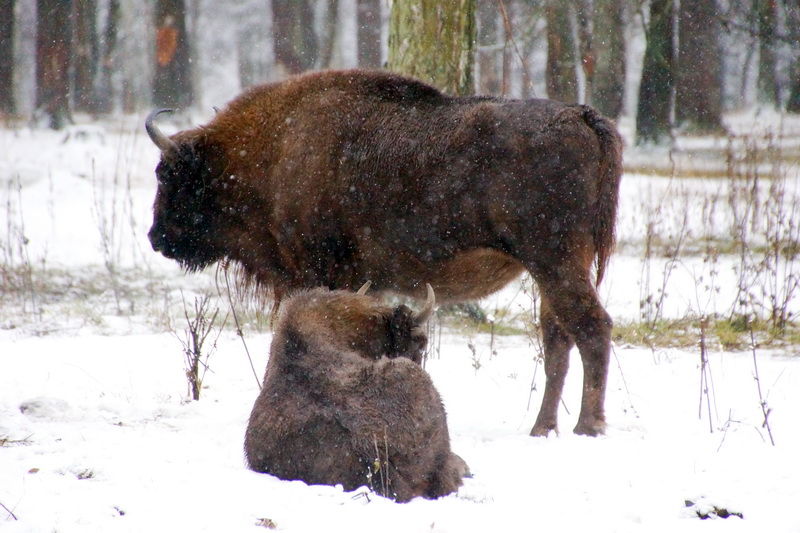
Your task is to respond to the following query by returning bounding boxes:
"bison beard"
[243,285,468,502]
[146,69,623,437]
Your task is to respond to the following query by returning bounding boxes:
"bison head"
[146,109,228,271]
[285,282,437,365]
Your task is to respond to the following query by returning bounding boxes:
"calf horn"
[356,280,372,295]
[413,284,436,326]
[145,109,178,152]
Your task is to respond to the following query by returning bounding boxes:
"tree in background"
[73,0,99,114]
[543,0,626,113]
[36,0,72,129]
[591,0,626,118]
[387,0,476,96]
[153,0,193,109]
[676,0,723,133]
[756,0,780,106]
[95,0,119,114]
[476,0,501,95]
[272,0,317,74]
[783,0,800,112]
[636,0,675,144]
[544,0,578,102]
[357,0,381,69]
[0,0,14,117]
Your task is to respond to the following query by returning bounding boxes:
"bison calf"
[244,284,467,502]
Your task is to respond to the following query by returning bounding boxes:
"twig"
[219,262,262,390]
[698,316,714,433]
[1,501,18,521]
[611,344,637,417]
[748,317,776,446]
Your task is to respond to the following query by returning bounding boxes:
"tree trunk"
[477,0,501,95]
[636,0,675,144]
[36,0,72,129]
[387,0,476,96]
[591,0,625,118]
[153,0,193,109]
[272,0,317,74]
[575,0,594,103]
[756,0,779,106]
[676,0,724,132]
[96,0,119,114]
[788,63,800,112]
[73,0,99,114]
[784,0,800,112]
[237,1,273,88]
[357,0,381,68]
[545,0,578,102]
[0,0,14,116]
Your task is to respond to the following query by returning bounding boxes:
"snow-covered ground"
[1,111,799,532]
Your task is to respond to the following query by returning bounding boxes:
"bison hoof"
[573,419,606,437]
[530,423,558,438]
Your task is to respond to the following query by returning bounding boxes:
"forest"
[2,0,800,141]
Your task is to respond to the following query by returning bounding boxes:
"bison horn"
[413,283,436,326]
[356,280,372,295]
[145,109,178,152]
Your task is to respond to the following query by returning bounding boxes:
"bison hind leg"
[526,259,613,438]
[531,299,573,437]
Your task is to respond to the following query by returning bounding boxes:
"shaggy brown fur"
[146,69,624,437]
[243,286,467,502]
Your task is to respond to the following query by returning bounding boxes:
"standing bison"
[146,69,623,437]
[244,283,468,502]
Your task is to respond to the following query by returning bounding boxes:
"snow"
[2,113,800,532]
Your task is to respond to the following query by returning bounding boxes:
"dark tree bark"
[788,64,800,112]
[272,0,317,74]
[676,0,724,132]
[36,0,73,129]
[545,0,578,102]
[387,0,476,96]
[153,0,193,109]
[73,0,99,113]
[636,0,675,144]
[357,0,381,68]
[0,0,14,116]
[591,0,625,118]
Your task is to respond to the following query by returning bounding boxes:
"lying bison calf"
[244,284,467,502]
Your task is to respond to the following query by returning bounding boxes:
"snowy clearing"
[1,111,799,532]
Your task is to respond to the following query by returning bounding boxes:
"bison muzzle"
[146,69,623,437]
[244,283,468,502]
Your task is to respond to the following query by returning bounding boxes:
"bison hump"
[360,72,444,103]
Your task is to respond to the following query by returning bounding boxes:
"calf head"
[286,282,436,364]
[146,109,228,271]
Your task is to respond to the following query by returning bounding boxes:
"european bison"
[244,283,468,502]
[146,69,623,437]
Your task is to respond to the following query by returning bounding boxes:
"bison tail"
[581,105,623,287]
